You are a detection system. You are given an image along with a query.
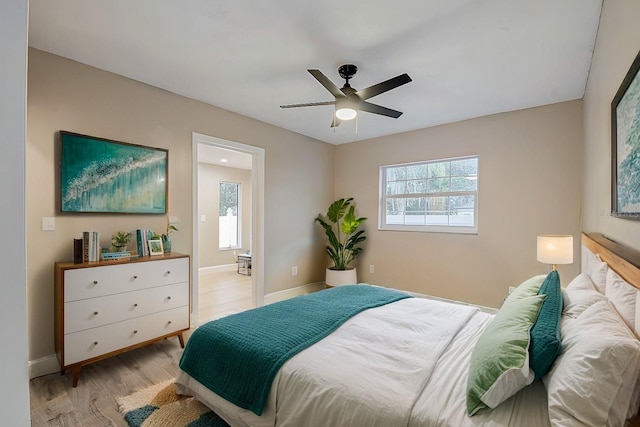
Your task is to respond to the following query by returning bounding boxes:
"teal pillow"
[466,294,545,415]
[529,270,563,380]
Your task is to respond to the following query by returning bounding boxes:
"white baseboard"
[264,282,326,305]
[199,264,236,274]
[29,354,59,379]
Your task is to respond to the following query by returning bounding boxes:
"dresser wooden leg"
[178,332,185,348]
[72,366,81,387]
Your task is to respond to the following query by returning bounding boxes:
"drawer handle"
[133,330,138,334]
[133,275,138,279]
[167,321,172,325]
[93,311,98,316]
[133,303,138,308]
[167,296,172,300]
[166,270,171,275]
[92,280,98,285]
[93,341,98,346]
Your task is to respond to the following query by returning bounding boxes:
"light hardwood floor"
[199,267,253,323]
[30,268,252,426]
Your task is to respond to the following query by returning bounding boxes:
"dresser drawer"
[63,306,189,366]
[64,282,189,334]
[64,258,189,302]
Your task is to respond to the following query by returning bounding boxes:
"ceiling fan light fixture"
[335,107,357,121]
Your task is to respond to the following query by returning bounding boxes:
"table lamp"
[537,235,573,271]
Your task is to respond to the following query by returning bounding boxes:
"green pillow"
[529,270,563,380]
[467,294,545,415]
[505,274,547,302]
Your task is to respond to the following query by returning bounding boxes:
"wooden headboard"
[582,232,640,290]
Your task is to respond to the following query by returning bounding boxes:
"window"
[219,182,241,249]
[379,156,478,233]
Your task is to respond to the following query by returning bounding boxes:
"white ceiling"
[198,144,252,170]
[28,0,602,145]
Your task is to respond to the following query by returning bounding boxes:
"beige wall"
[198,163,252,267]
[27,48,334,362]
[583,0,640,249]
[335,101,583,308]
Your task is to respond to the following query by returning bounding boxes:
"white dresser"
[54,253,190,386]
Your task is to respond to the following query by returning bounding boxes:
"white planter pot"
[325,267,357,287]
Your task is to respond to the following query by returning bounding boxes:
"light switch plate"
[42,217,55,231]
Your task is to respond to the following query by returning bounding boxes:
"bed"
[175,233,640,427]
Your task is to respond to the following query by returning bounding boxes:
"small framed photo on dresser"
[148,239,164,256]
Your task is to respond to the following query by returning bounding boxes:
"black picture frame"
[60,131,168,214]
[611,50,640,220]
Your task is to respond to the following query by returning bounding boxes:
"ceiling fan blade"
[358,101,403,118]
[330,116,341,128]
[280,101,335,109]
[355,73,412,101]
[308,69,346,99]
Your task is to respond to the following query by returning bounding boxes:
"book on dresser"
[54,253,190,387]
[81,231,101,262]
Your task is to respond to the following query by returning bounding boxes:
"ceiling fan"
[280,64,412,127]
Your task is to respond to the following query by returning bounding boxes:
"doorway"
[192,133,264,326]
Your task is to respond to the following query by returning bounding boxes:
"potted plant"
[111,231,132,252]
[161,222,178,253]
[315,198,367,286]
[150,220,178,253]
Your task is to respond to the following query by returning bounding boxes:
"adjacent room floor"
[199,266,253,323]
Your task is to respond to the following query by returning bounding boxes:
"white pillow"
[581,246,595,275]
[544,300,640,427]
[562,286,607,319]
[605,268,638,334]
[566,273,597,292]
[588,257,608,294]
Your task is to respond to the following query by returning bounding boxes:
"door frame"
[191,132,265,326]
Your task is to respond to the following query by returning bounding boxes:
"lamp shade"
[537,235,573,265]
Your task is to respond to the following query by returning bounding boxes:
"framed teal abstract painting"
[60,131,168,213]
[612,50,640,219]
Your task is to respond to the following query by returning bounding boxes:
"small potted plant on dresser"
[111,231,132,252]
[315,197,367,287]
[161,221,178,253]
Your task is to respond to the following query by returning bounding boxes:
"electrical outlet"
[292,266,298,276]
[200,214,206,222]
[369,264,375,274]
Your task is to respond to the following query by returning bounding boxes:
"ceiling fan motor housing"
[338,64,358,81]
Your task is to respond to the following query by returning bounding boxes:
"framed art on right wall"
[612,50,640,220]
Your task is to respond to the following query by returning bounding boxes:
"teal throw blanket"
[179,284,411,415]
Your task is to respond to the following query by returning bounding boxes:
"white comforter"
[175,296,549,427]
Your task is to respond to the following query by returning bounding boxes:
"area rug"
[117,380,230,427]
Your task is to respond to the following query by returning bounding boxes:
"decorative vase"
[162,235,172,253]
[325,267,357,287]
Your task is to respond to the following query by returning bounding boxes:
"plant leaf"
[327,198,353,223]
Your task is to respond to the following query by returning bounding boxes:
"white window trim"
[378,156,479,234]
